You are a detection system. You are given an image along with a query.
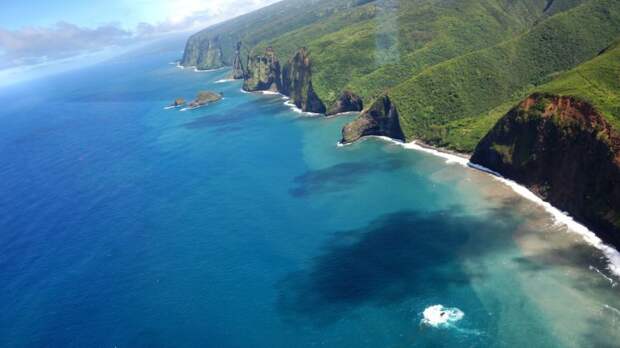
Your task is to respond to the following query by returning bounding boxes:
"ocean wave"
[260,90,280,95]
[193,67,226,73]
[421,305,464,327]
[356,136,620,278]
[215,79,235,84]
[239,89,321,116]
[590,266,617,287]
[283,99,322,116]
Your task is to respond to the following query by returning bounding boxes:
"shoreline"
[178,61,620,279]
[354,135,620,278]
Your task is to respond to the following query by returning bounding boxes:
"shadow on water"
[289,159,405,197]
[276,208,516,326]
[181,98,287,133]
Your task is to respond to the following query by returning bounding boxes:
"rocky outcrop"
[243,47,282,92]
[188,91,223,108]
[341,94,405,144]
[327,91,363,115]
[471,93,620,245]
[170,98,186,107]
[181,36,224,70]
[230,42,245,80]
[242,47,326,114]
[281,48,326,113]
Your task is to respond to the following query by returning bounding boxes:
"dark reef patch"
[276,209,515,325]
[289,159,404,197]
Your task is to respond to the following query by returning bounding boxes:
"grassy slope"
[183,0,620,152]
[183,0,365,66]
[260,0,551,106]
[538,40,620,129]
[387,0,620,152]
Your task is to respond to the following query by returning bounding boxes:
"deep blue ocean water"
[1,39,620,347]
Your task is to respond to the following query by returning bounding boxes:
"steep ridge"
[180,0,370,69]
[230,42,245,79]
[281,48,326,113]
[182,0,565,110]
[384,0,620,151]
[471,93,620,245]
[471,41,620,244]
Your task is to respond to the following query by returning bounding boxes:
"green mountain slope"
[538,39,620,128]
[386,0,620,151]
[468,43,620,241]
[181,0,375,68]
[181,0,620,152]
[252,0,557,106]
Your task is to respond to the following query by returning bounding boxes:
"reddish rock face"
[471,93,620,246]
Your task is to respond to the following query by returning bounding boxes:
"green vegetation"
[538,39,620,129]
[183,0,620,152]
[389,0,620,151]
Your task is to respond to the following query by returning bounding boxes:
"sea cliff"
[243,47,326,114]
[471,93,620,245]
[341,94,404,144]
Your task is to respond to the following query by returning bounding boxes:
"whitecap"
[215,79,235,84]
[260,90,280,95]
[421,305,464,327]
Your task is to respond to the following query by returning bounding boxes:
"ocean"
[1,38,619,347]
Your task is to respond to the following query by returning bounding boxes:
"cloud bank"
[0,0,279,71]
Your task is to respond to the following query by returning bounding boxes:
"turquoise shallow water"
[1,39,620,347]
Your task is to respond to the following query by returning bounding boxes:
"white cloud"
[0,0,279,71]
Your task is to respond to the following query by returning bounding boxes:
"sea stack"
[281,47,326,114]
[243,47,282,92]
[230,41,245,80]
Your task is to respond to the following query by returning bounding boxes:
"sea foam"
[421,305,464,327]
[358,137,620,278]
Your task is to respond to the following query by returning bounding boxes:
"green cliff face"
[471,93,620,245]
[281,48,326,114]
[230,42,245,80]
[341,94,404,144]
[180,0,362,69]
[182,0,619,148]
[242,47,282,92]
[470,40,620,243]
[181,37,224,70]
[242,48,326,114]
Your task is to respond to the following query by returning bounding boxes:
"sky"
[0,0,279,85]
